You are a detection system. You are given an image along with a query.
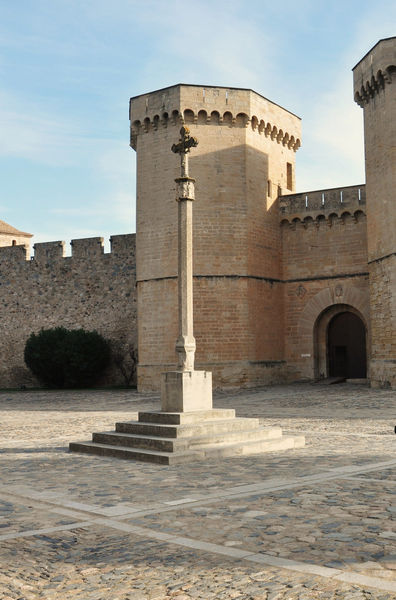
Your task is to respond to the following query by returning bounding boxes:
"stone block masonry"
[353,37,396,388]
[280,185,369,381]
[131,84,301,391]
[0,234,136,388]
[1,38,393,392]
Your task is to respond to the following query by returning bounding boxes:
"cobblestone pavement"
[0,383,395,600]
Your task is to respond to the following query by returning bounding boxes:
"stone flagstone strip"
[334,572,396,594]
[1,514,395,594]
[109,458,396,518]
[0,385,395,599]
[1,457,395,524]
[1,492,395,593]
[246,553,341,577]
[96,521,396,593]
[77,517,396,594]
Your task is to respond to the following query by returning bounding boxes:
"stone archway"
[298,285,370,380]
[314,304,368,379]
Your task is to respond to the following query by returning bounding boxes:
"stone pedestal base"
[70,368,305,465]
[161,370,212,412]
[70,407,305,465]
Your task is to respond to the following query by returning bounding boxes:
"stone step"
[315,377,346,385]
[68,442,203,464]
[138,408,236,425]
[93,431,187,452]
[92,426,283,453]
[187,426,282,448]
[197,434,306,459]
[116,417,261,439]
[69,433,305,464]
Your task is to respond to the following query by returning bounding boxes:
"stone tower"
[353,37,396,388]
[130,85,301,391]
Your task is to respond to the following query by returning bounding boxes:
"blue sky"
[0,0,395,251]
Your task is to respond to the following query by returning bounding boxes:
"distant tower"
[130,85,301,391]
[353,37,396,388]
[0,219,32,250]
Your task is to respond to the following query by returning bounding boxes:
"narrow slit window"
[286,162,293,190]
[267,179,272,197]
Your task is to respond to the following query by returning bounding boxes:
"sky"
[0,0,395,252]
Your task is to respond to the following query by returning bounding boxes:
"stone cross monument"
[161,127,213,412]
[69,122,305,463]
[172,127,198,372]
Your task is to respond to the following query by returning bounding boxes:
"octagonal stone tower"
[353,38,396,388]
[130,85,301,391]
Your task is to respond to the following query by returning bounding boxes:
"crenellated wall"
[279,184,365,219]
[3,38,391,391]
[129,84,301,153]
[0,234,137,388]
[279,185,369,381]
[130,83,302,390]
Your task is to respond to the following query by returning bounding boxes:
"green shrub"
[24,327,111,388]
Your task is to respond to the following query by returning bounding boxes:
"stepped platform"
[69,408,305,464]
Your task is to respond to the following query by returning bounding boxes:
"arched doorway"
[327,311,367,378]
[313,303,369,380]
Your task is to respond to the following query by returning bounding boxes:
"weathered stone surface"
[353,38,396,390]
[70,406,303,464]
[0,234,136,388]
[161,371,213,412]
[0,383,396,598]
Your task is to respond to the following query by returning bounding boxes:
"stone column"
[161,127,212,412]
[175,174,196,371]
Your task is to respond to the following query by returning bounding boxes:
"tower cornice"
[353,37,396,107]
[129,84,301,152]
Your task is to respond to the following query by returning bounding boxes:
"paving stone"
[0,384,395,599]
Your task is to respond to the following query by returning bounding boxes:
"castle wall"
[0,234,136,388]
[279,185,370,380]
[131,84,301,390]
[354,37,396,388]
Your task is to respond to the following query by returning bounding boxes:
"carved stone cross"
[171,127,198,372]
[160,125,212,413]
[171,126,198,178]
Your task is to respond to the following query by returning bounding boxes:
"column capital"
[175,176,196,202]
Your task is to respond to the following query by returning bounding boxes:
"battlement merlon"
[70,237,104,258]
[110,234,136,255]
[0,234,136,268]
[34,241,65,262]
[129,84,302,151]
[0,244,29,263]
[279,184,366,219]
[353,37,396,107]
